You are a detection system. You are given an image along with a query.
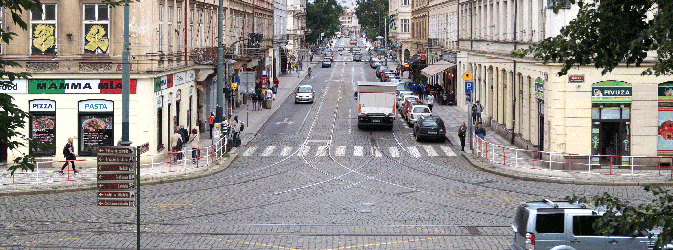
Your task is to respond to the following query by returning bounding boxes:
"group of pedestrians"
[251,88,274,111]
[457,100,486,151]
[171,125,200,164]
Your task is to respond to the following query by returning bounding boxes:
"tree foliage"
[514,0,673,76]
[568,186,673,250]
[354,0,388,41]
[1,0,130,174]
[306,0,344,45]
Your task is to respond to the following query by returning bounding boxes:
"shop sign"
[568,75,584,83]
[176,89,182,101]
[186,70,195,82]
[79,100,114,112]
[535,78,544,99]
[189,88,193,96]
[591,80,632,103]
[658,82,673,102]
[29,99,56,112]
[658,107,673,155]
[156,96,163,108]
[154,75,174,92]
[0,79,27,93]
[28,79,137,94]
[174,72,186,86]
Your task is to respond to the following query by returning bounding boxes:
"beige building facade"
[389,0,412,62]
[457,0,673,165]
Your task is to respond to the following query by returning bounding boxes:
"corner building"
[457,0,673,165]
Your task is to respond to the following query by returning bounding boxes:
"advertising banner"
[591,80,632,103]
[29,79,137,94]
[0,79,27,94]
[658,107,673,155]
[658,82,673,102]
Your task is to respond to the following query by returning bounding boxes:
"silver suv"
[511,199,655,250]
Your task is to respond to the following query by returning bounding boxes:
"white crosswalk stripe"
[280,146,293,157]
[407,146,421,158]
[440,146,457,157]
[372,147,382,157]
[315,146,328,156]
[242,146,257,157]
[335,146,346,156]
[354,146,364,157]
[298,146,311,156]
[389,147,400,157]
[422,145,439,157]
[261,146,276,156]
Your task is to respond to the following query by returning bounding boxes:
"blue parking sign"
[465,81,473,94]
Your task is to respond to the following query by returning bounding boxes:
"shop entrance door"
[598,121,628,165]
[538,115,544,152]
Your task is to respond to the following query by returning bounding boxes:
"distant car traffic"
[322,60,332,68]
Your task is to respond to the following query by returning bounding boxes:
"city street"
[0,39,654,249]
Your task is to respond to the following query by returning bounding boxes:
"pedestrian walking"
[172,127,184,162]
[299,61,303,71]
[472,101,484,123]
[179,125,189,153]
[427,94,435,112]
[257,90,265,110]
[208,112,215,138]
[458,122,467,151]
[251,91,258,110]
[188,128,200,164]
[59,138,78,175]
[267,87,274,101]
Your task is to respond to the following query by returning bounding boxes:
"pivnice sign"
[28,79,137,94]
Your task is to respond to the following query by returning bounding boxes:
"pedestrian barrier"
[1,137,228,188]
[471,134,673,179]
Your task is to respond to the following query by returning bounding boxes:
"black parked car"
[413,116,446,142]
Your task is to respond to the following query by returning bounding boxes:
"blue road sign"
[465,81,474,94]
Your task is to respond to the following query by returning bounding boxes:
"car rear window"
[421,119,443,127]
[297,86,312,93]
[514,206,530,236]
[536,210,565,234]
[413,107,430,113]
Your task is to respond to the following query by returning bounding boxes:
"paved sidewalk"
[433,104,673,185]
[0,65,316,195]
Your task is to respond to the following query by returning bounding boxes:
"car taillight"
[410,114,414,119]
[525,232,535,250]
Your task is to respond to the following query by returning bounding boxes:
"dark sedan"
[413,116,447,142]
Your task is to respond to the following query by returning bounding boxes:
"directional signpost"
[97,146,137,207]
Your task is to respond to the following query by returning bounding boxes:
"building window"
[83,4,109,55]
[177,7,182,51]
[31,4,57,55]
[0,9,3,54]
[402,0,409,6]
[401,19,409,33]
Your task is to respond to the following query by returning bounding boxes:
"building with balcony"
[456,0,673,165]
[420,0,457,96]
[339,10,360,36]
[286,0,306,59]
[389,0,412,62]
[273,0,288,77]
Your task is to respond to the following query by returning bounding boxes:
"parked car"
[401,98,423,119]
[510,199,661,250]
[397,94,418,111]
[413,116,446,142]
[407,105,432,126]
[369,58,381,68]
[295,85,315,104]
[322,60,332,68]
[396,84,409,95]
[353,54,363,61]
[375,66,389,78]
[403,101,425,121]
[382,71,400,82]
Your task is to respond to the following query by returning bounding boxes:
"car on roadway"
[322,60,332,68]
[413,116,446,142]
[396,83,409,94]
[509,199,665,250]
[406,105,432,126]
[294,85,315,104]
[397,93,417,110]
[400,98,422,119]
[381,71,400,82]
[375,66,389,78]
[369,58,380,68]
[403,100,424,120]
[353,54,363,61]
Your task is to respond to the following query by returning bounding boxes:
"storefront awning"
[408,55,421,64]
[421,61,456,77]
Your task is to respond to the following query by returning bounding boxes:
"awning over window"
[407,55,421,64]
[421,61,456,77]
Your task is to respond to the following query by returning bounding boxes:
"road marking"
[440,146,457,157]
[423,145,439,157]
[280,146,293,157]
[336,146,346,156]
[407,146,421,158]
[315,146,328,156]
[261,146,276,156]
[299,146,311,156]
[372,147,382,157]
[389,147,400,157]
[324,237,441,250]
[502,193,514,205]
[242,147,257,157]
[354,146,364,156]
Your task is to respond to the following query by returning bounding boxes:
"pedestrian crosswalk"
[240,145,458,158]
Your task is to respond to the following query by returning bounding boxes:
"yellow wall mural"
[32,24,55,53]
[85,24,109,53]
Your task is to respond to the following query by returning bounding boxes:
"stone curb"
[0,154,239,197]
[443,133,673,186]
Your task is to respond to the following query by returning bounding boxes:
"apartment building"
[389,0,412,62]
[421,0,458,95]
[286,0,306,58]
[339,10,360,36]
[456,0,673,165]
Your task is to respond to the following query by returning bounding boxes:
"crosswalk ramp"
[240,145,458,158]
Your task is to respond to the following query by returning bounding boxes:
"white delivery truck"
[357,81,397,130]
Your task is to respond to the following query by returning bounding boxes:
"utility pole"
[216,0,226,123]
[121,0,131,147]
[511,0,518,145]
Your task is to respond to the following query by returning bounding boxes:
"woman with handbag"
[189,129,199,164]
